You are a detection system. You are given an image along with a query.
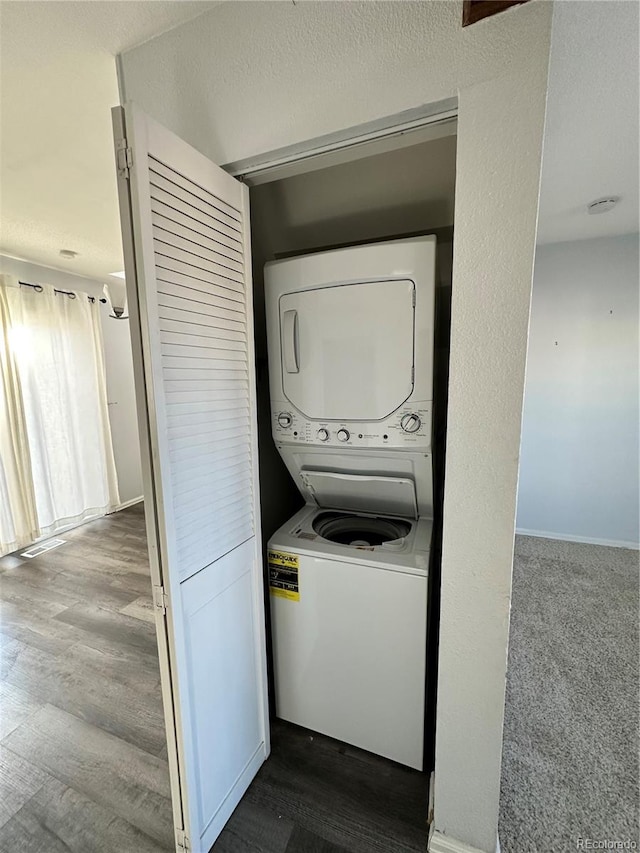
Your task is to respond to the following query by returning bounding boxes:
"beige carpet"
[500,535,639,852]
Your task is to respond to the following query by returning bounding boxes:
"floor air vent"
[21,538,67,558]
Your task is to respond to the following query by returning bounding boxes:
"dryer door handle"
[283,309,299,374]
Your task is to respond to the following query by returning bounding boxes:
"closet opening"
[244,121,456,845]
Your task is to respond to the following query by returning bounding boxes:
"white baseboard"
[111,496,144,512]
[429,828,498,853]
[516,527,639,550]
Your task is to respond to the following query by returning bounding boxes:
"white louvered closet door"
[112,104,269,853]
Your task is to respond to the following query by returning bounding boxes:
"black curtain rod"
[18,280,107,305]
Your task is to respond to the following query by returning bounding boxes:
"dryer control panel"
[271,402,432,450]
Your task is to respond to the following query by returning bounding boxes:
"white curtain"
[0,276,119,554]
[0,280,39,553]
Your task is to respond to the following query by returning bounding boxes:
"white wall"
[0,255,143,507]
[517,234,640,548]
[119,3,552,850]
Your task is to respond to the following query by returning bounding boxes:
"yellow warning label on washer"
[268,550,300,601]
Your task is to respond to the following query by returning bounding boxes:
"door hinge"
[176,828,190,851]
[115,138,133,179]
[152,584,169,616]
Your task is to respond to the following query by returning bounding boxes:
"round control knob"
[277,412,293,428]
[317,428,329,442]
[337,428,350,442]
[400,413,421,433]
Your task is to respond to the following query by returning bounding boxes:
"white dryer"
[264,235,436,769]
[266,235,435,461]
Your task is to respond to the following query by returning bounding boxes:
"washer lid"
[300,470,418,519]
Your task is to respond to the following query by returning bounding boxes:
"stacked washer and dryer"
[265,235,436,771]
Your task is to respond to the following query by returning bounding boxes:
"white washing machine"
[264,236,436,770]
[269,502,431,770]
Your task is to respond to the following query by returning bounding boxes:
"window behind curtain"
[0,278,119,551]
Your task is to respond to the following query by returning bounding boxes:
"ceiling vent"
[587,197,620,215]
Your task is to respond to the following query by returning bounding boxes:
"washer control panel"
[271,402,432,449]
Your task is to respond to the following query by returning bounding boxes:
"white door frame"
[223,97,457,185]
[225,92,458,834]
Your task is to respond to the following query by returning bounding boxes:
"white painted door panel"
[112,103,269,853]
[180,539,264,837]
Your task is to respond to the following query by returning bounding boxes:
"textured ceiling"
[0,0,219,280]
[537,0,639,244]
[0,1,637,281]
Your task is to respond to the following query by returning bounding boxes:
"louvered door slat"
[149,168,242,234]
[157,281,245,314]
[160,317,245,343]
[177,516,254,563]
[150,199,244,262]
[169,447,251,482]
[149,187,243,253]
[157,292,244,320]
[165,376,247,391]
[157,284,245,316]
[175,492,253,540]
[156,267,244,304]
[162,340,246,358]
[167,411,251,439]
[155,253,244,295]
[153,223,245,278]
[158,299,245,328]
[162,358,247,380]
[171,469,253,503]
[153,238,244,286]
[174,483,253,519]
[162,344,246,361]
[168,424,248,452]
[149,157,242,224]
[165,390,248,407]
[166,402,250,425]
[171,436,246,466]
[152,215,245,273]
[147,151,255,583]
[149,171,242,240]
[173,472,252,508]
[158,305,245,337]
[177,514,254,565]
[170,460,252,499]
[168,428,250,455]
[167,423,249,449]
[169,451,251,482]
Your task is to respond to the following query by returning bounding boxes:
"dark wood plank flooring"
[0,505,173,852]
[0,505,429,853]
[214,721,429,853]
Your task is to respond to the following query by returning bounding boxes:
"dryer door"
[279,279,415,421]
